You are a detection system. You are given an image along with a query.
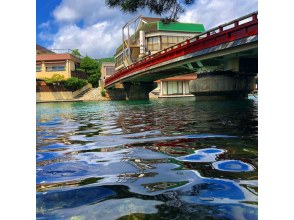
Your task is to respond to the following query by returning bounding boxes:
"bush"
[88,73,100,88]
[101,89,106,97]
[64,77,88,91]
[44,74,65,84]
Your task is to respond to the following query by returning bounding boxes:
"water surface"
[36,97,258,219]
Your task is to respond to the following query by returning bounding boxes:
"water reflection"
[212,160,255,172]
[177,148,225,162]
[36,98,258,219]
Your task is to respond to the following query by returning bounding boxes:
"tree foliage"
[87,73,100,88]
[77,55,102,87]
[80,56,100,75]
[101,88,106,97]
[44,74,65,84]
[64,77,88,91]
[71,49,82,58]
[105,0,196,20]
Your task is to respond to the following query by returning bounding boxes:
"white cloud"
[52,0,133,25]
[53,6,79,23]
[47,22,122,58]
[47,0,140,57]
[179,0,258,30]
[38,21,51,29]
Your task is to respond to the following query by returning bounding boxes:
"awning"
[44,60,66,65]
[36,61,42,65]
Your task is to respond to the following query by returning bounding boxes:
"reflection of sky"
[37,146,256,203]
[37,186,116,211]
[36,161,137,184]
[182,180,245,203]
[177,148,225,162]
[36,152,60,162]
[39,143,69,150]
[212,160,255,172]
[67,133,235,149]
[45,198,163,220]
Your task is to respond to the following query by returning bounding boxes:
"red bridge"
[105,12,258,100]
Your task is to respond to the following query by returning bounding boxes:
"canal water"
[36,97,258,220]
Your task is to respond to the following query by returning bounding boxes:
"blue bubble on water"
[183,154,205,161]
[200,149,223,154]
[177,148,225,162]
[212,160,255,172]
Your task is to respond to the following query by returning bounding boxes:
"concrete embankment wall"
[36,91,74,101]
[36,84,92,102]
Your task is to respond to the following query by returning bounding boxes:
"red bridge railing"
[105,11,258,88]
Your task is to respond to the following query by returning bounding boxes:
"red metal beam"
[105,12,258,88]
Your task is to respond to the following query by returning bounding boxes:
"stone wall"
[36,92,73,102]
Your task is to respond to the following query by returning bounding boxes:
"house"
[114,16,205,97]
[155,73,197,97]
[36,44,87,80]
[100,62,115,87]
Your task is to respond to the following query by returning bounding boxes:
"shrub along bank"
[43,74,88,91]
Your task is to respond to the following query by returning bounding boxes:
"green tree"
[80,56,99,75]
[79,55,101,87]
[105,0,196,20]
[88,73,100,88]
[71,49,82,58]
[64,77,88,91]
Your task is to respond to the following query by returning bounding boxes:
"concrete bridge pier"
[107,88,126,100]
[124,82,157,100]
[189,73,256,100]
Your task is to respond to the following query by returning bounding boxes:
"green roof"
[157,21,205,33]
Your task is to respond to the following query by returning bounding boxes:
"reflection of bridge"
[105,12,258,100]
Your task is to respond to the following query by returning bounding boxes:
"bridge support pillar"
[189,72,256,100]
[224,57,240,72]
[107,88,126,100]
[124,82,157,100]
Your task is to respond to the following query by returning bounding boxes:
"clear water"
[36,97,258,220]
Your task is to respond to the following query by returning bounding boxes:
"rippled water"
[36,97,258,220]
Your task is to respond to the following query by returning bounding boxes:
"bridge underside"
[106,35,257,100]
[107,35,257,85]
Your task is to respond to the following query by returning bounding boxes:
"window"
[161,36,190,50]
[178,36,185,42]
[46,65,65,71]
[105,67,115,76]
[183,81,190,94]
[162,81,189,95]
[115,54,123,67]
[36,65,41,72]
[147,37,159,51]
[161,36,178,49]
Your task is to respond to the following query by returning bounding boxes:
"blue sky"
[36,0,258,58]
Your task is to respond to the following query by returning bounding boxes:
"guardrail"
[105,11,258,88]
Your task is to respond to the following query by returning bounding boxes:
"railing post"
[219,26,223,32]
[234,21,239,27]
[252,13,258,21]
